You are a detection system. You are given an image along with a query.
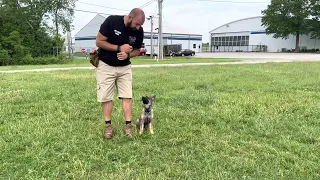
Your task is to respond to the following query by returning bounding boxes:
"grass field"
[1,62,320,179]
[0,56,238,71]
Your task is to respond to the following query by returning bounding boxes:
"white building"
[74,14,203,55]
[209,16,320,52]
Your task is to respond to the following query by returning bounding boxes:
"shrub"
[22,54,34,65]
[32,56,58,65]
[31,54,72,65]
[0,50,10,66]
[0,51,72,66]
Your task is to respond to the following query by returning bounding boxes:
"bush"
[31,56,59,65]
[0,30,71,66]
[0,51,72,66]
[30,54,72,65]
[0,50,10,66]
[300,48,319,53]
[22,54,34,65]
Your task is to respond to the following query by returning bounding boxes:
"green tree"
[0,31,30,65]
[309,0,320,39]
[50,0,76,36]
[0,0,76,65]
[261,0,312,52]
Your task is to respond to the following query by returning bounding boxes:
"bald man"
[95,8,145,139]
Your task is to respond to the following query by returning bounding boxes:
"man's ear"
[151,96,155,101]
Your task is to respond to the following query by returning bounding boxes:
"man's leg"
[116,65,133,137]
[96,60,117,139]
[101,101,113,139]
[122,98,132,123]
[102,101,113,123]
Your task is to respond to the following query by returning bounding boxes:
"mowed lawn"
[1,62,320,179]
[0,56,239,71]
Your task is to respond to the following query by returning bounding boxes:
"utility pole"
[67,31,71,59]
[147,15,154,57]
[158,0,163,60]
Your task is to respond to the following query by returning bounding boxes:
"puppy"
[136,96,155,135]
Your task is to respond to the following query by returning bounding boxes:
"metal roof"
[209,16,263,33]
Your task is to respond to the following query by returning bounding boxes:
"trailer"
[163,44,182,56]
[145,44,182,56]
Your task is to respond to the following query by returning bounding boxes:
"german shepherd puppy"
[136,96,155,135]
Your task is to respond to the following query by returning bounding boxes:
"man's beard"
[127,20,136,30]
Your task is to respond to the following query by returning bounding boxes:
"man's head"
[125,8,145,30]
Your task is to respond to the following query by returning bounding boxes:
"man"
[95,8,145,139]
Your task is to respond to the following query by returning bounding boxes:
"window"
[193,44,196,48]
[141,43,145,48]
[211,35,250,48]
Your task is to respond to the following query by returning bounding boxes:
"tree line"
[262,0,320,52]
[0,0,76,65]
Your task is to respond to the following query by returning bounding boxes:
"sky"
[71,0,271,42]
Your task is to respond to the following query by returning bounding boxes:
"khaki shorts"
[95,60,132,102]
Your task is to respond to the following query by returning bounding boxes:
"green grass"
[0,56,238,71]
[1,62,320,179]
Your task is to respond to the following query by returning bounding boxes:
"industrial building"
[209,16,320,52]
[74,14,203,55]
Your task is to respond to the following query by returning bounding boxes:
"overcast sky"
[71,0,271,42]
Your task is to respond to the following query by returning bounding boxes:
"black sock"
[105,120,111,124]
[126,120,131,124]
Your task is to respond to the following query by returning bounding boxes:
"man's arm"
[129,48,141,58]
[96,32,118,51]
[95,16,119,51]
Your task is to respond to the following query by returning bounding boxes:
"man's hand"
[120,44,133,53]
[117,52,129,60]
